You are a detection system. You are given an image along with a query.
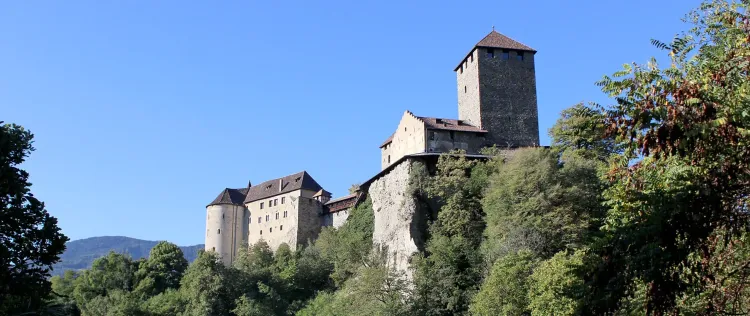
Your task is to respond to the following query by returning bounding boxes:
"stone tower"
[455,30,540,147]
[205,187,249,266]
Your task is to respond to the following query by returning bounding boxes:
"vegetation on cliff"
[7,0,750,314]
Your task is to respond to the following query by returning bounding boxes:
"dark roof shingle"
[418,116,487,133]
[243,171,323,203]
[208,187,249,207]
[475,30,535,52]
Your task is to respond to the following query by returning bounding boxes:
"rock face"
[369,159,425,276]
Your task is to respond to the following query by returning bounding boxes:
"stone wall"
[456,49,481,128]
[369,159,425,276]
[477,47,540,147]
[296,197,324,246]
[380,111,427,170]
[426,129,486,154]
[205,204,247,266]
[246,190,317,251]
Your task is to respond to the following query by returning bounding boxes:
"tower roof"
[455,30,536,71]
[207,187,249,207]
[475,30,535,52]
[243,171,323,203]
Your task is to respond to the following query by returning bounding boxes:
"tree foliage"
[0,122,69,315]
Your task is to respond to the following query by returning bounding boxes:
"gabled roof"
[417,116,487,133]
[454,30,536,71]
[208,187,250,207]
[379,114,487,148]
[243,171,323,203]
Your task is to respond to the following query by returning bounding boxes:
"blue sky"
[1,0,701,246]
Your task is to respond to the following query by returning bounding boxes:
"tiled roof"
[455,30,535,70]
[380,133,395,148]
[476,30,535,52]
[324,193,359,213]
[417,116,487,133]
[208,187,249,207]
[243,171,323,203]
[313,189,331,198]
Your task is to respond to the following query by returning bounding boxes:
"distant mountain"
[52,236,203,276]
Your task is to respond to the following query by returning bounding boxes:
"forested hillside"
[5,0,750,315]
[52,236,203,276]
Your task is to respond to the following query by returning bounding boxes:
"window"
[460,66,463,74]
[450,131,455,140]
[502,50,510,60]
[516,51,524,61]
[260,230,262,235]
[257,217,261,223]
[260,202,264,209]
[470,54,474,62]
[270,227,273,232]
[266,215,269,222]
[429,131,435,140]
[276,212,279,220]
[274,198,278,206]
[212,247,215,251]
[464,86,467,93]
[281,197,285,204]
[280,225,283,230]
[387,155,391,163]
[222,213,224,219]
[249,217,251,224]
[487,48,494,58]
[284,211,288,218]
[217,229,220,234]
[269,199,272,207]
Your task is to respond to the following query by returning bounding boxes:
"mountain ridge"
[52,236,203,276]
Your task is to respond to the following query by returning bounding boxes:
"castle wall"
[246,190,301,251]
[477,48,539,147]
[245,189,323,251]
[369,159,422,276]
[321,209,350,228]
[457,49,481,128]
[205,204,247,266]
[381,111,426,170]
[426,129,486,154]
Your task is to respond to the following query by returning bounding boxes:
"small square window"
[487,48,494,58]
[516,51,524,61]
[502,50,510,60]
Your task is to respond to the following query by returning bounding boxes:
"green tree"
[527,250,589,316]
[589,1,750,313]
[133,241,188,297]
[73,252,139,314]
[0,122,69,315]
[180,251,233,316]
[141,288,185,316]
[549,103,621,162]
[470,250,537,316]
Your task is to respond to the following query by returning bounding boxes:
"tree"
[527,250,589,316]
[549,103,621,162]
[470,250,537,316]
[133,241,188,297]
[179,251,233,316]
[590,0,750,313]
[72,252,139,315]
[0,122,69,314]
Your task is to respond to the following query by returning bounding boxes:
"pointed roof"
[454,30,536,71]
[475,30,535,52]
[243,171,323,203]
[207,187,250,207]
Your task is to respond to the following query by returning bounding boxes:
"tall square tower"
[455,30,540,147]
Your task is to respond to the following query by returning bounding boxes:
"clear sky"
[1,0,702,246]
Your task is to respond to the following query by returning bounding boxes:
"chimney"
[279,179,283,192]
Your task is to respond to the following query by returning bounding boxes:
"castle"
[205,30,540,266]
